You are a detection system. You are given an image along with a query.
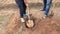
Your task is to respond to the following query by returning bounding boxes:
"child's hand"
[24,0,28,6]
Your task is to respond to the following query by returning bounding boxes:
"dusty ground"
[0,1,60,34]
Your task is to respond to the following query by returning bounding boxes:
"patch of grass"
[0,16,4,21]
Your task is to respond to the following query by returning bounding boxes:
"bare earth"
[0,1,60,34]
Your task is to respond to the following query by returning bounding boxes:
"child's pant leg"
[15,0,27,18]
[44,0,52,16]
[43,0,47,10]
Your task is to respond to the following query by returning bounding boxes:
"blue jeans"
[15,0,26,18]
[43,0,52,16]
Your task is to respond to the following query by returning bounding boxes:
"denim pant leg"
[43,0,47,10]
[15,0,26,18]
[44,0,52,16]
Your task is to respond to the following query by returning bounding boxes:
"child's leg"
[43,0,47,10]
[15,0,26,18]
[44,0,52,16]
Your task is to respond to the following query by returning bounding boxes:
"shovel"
[25,2,35,28]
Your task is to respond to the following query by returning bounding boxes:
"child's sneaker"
[42,15,48,19]
[20,18,25,23]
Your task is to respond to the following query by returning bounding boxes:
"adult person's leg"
[15,0,27,23]
[44,0,52,18]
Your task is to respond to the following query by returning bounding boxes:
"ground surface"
[0,0,60,34]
